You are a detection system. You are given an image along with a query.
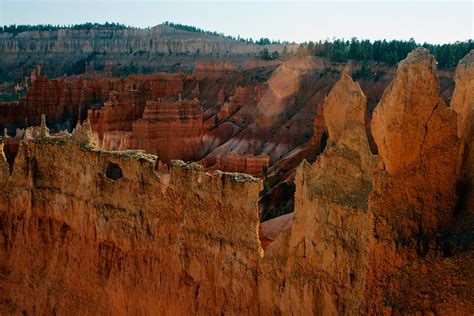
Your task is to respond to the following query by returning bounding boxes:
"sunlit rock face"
[259,69,375,315]
[0,130,263,315]
[130,98,203,163]
[367,47,463,313]
[0,48,473,315]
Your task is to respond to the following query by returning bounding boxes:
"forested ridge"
[1,22,471,68]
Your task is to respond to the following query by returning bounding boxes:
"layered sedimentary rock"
[215,153,269,177]
[255,56,325,128]
[0,76,92,131]
[0,129,263,314]
[1,72,187,135]
[194,60,238,79]
[87,72,187,140]
[129,98,203,162]
[243,58,281,70]
[1,48,473,314]
[216,85,263,122]
[88,91,145,139]
[0,25,292,56]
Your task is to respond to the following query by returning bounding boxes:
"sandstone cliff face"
[0,143,9,182]
[261,49,472,315]
[1,48,472,314]
[0,25,294,56]
[368,48,462,312]
[451,50,474,212]
[1,72,186,135]
[130,98,203,163]
[255,56,324,128]
[215,153,269,177]
[194,60,238,79]
[88,91,145,139]
[0,130,263,314]
[0,25,298,79]
[260,69,375,314]
[0,76,92,132]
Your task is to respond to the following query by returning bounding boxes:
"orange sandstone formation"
[129,98,203,162]
[215,153,269,177]
[451,50,474,212]
[0,129,262,314]
[0,72,187,134]
[260,68,375,314]
[368,48,463,313]
[194,60,238,79]
[255,56,324,128]
[0,49,473,315]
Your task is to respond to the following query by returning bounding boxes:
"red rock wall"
[0,48,473,314]
[194,60,238,79]
[130,98,203,162]
[1,73,186,134]
[0,139,262,315]
[216,153,270,176]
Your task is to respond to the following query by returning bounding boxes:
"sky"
[0,0,472,44]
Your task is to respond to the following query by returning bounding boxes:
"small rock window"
[105,163,123,180]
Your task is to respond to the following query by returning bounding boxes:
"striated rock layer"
[1,72,187,134]
[130,98,203,163]
[0,134,262,314]
[0,48,473,314]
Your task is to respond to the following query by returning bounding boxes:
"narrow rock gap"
[2,140,20,175]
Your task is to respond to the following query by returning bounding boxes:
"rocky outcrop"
[259,68,375,314]
[0,76,89,131]
[259,49,472,315]
[1,48,472,315]
[216,85,263,122]
[88,91,144,139]
[243,58,281,70]
[0,25,293,56]
[0,130,263,314]
[451,50,474,212]
[255,56,324,128]
[129,98,203,163]
[87,73,186,139]
[1,72,186,134]
[0,142,9,182]
[215,153,269,177]
[368,48,461,312]
[194,60,238,79]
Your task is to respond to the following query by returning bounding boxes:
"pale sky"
[0,0,472,44]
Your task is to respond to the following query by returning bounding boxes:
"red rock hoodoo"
[129,97,203,163]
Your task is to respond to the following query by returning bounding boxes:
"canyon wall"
[258,48,473,315]
[130,98,203,163]
[1,72,187,134]
[0,49,472,314]
[0,25,293,55]
[0,25,297,79]
[194,60,238,79]
[0,125,263,314]
[215,153,270,177]
[259,67,375,314]
[451,50,474,212]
